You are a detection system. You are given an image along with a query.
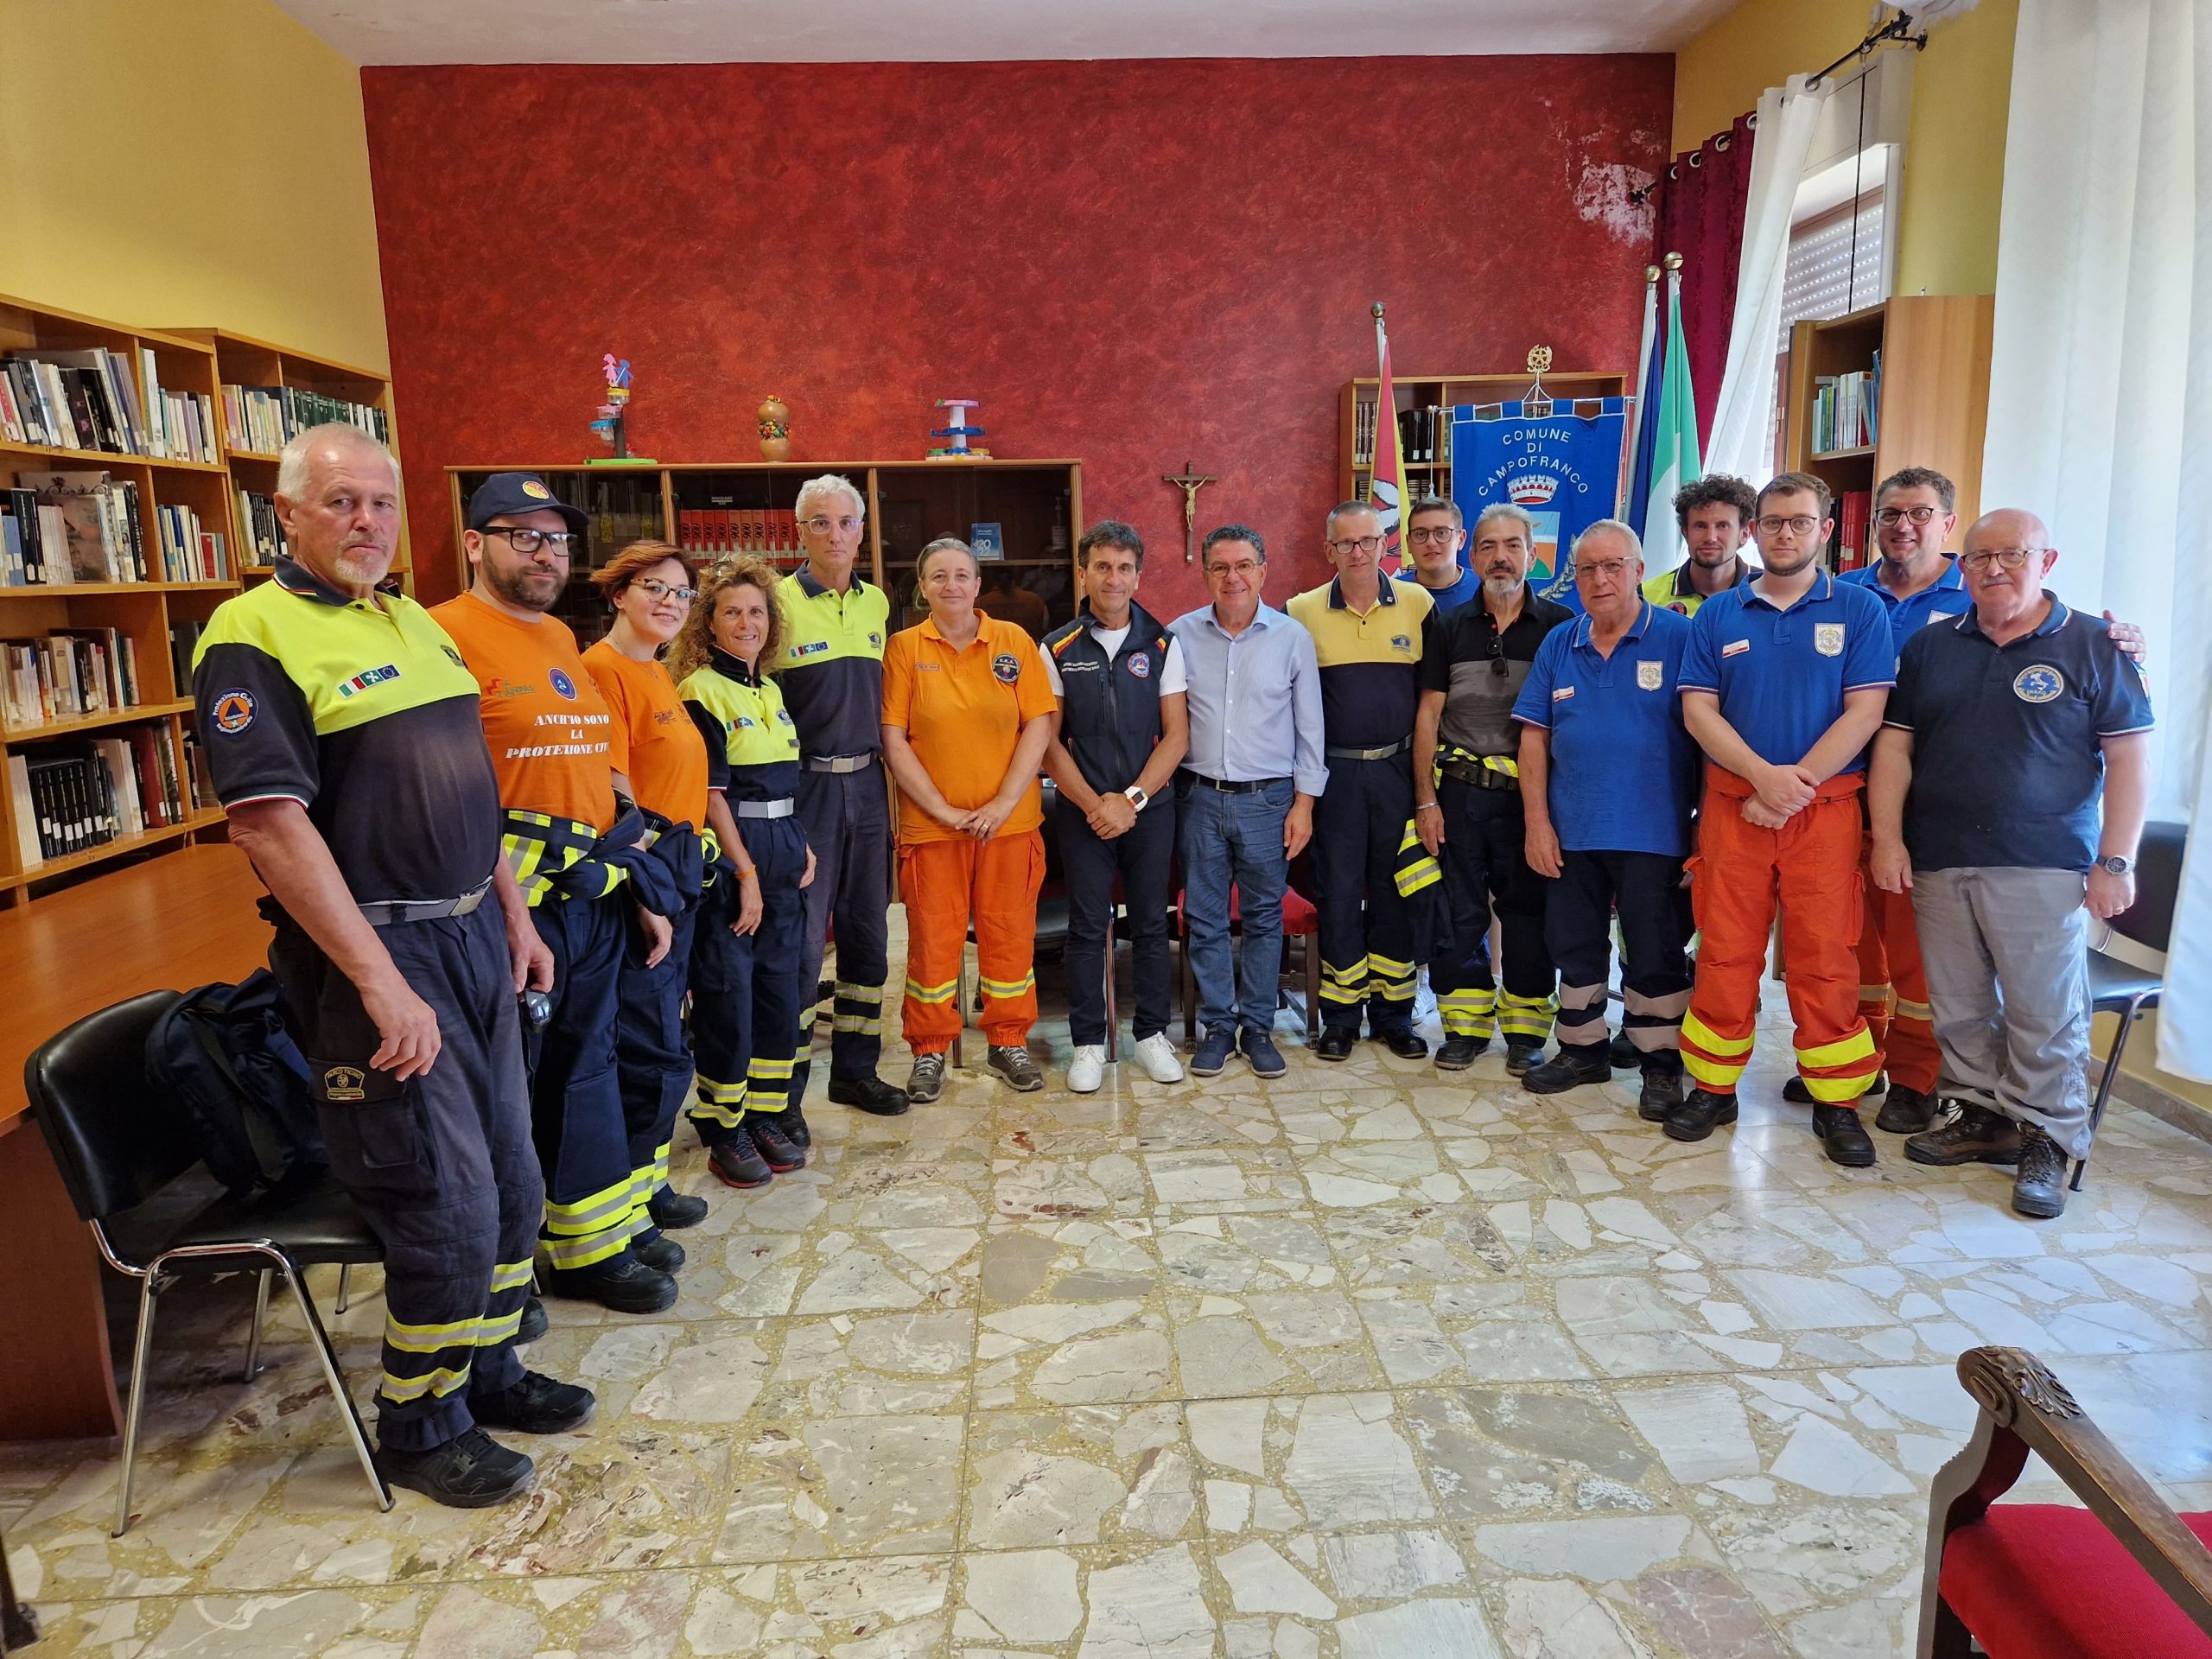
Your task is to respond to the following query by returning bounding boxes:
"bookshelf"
[0,295,239,905]
[163,327,410,592]
[1783,294,1994,571]
[1338,369,1630,508]
[445,460,1084,645]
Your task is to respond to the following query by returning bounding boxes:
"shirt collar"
[275,555,373,608]
[918,613,990,649]
[1327,575,1397,611]
[1572,599,1655,648]
[1745,569,1835,612]
[707,642,765,685]
[1204,604,1275,637]
[1673,557,1753,596]
[796,566,868,601]
[1955,595,2072,639]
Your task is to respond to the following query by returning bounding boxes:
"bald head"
[1960,506,2057,634]
[1966,507,2050,551]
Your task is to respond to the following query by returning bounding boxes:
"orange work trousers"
[1857,835,1941,1096]
[898,830,1046,1055]
[1680,767,1879,1102]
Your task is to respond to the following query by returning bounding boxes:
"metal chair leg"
[281,1262,391,1512]
[335,1263,353,1314]
[2071,995,2149,1192]
[242,1269,272,1382]
[113,1270,163,1538]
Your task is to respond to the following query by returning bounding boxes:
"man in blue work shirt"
[1393,497,1480,613]
[1171,524,1329,1080]
[1512,521,1700,1120]
[1870,508,2153,1219]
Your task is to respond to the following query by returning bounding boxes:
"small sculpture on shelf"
[758,394,791,462]
[928,397,990,459]
[592,355,633,457]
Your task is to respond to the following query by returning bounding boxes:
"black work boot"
[1608,1030,1639,1071]
[1637,1068,1687,1122]
[1503,1039,1544,1076]
[1905,1103,2023,1167]
[469,1370,596,1434]
[1814,1103,1877,1167]
[1315,1027,1357,1061]
[2012,1126,2069,1218]
[1522,1046,1612,1095]
[1434,1035,1488,1071]
[1663,1088,1738,1142]
[648,1188,709,1230]
[766,1103,811,1149]
[630,1231,686,1274]
[516,1296,548,1344]
[829,1073,910,1116]
[1874,1083,1938,1135]
[374,1427,535,1509]
[541,1251,679,1315]
[1376,1026,1430,1060]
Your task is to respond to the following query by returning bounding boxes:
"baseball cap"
[467,472,588,537]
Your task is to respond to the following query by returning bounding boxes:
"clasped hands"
[932,795,1021,840]
[1741,761,1821,830]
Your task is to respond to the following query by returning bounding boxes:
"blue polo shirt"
[1679,574,1895,772]
[1841,556,1971,658]
[1885,598,2154,873]
[1395,563,1479,613]
[1512,601,1699,856]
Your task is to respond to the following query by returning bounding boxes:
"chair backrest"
[23,989,197,1224]
[2114,820,2187,952]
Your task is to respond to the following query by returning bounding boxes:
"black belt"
[1439,755,1520,791]
[1325,737,1411,761]
[1185,772,1288,795]
[803,753,875,774]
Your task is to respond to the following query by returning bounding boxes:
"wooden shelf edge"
[0,439,226,473]
[3,700,192,743]
[0,579,238,597]
[3,805,225,890]
[445,459,1088,475]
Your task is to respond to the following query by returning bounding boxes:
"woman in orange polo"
[581,543,711,1267]
[880,537,1057,1103]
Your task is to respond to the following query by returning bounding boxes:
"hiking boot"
[630,1231,686,1274]
[1814,1103,1877,1167]
[516,1296,548,1344]
[829,1073,911,1116]
[647,1188,709,1230]
[906,1052,946,1104]
[374,1427,534,1509]
[709,1128,774,1188]
[988,1045,1045,1091]
[1434,1036,1488,1071]
[1786,1071,1888,1106]
[469,1370,596,1435]
[1522,1046,1612,1095]
[2012,1126,2069,1219]
[1637,1068,1687,1122]
[1315,1027,1357,1061]
[1066,1045,1106,1093]
[1377,1027,1430,1060]
[1239,1029,1287,1078]
[1191,1027,1235,1077]
[1664,1088,1739,1143]
[540,1252,679,1315]
[1905,1103,2023,1167]
[749,1114,807,1172]
[1133,1032,1185,1083]
[1874,1083,1938,1135]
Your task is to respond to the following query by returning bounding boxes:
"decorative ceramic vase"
[758,395,791,462]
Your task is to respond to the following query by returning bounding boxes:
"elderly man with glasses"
[1411,502,1574,1071]
[1288,502,1440,1061]
[1869,511,2153,1217]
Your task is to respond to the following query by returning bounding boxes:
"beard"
[1483,573,1524,603]
[486,561,563,613]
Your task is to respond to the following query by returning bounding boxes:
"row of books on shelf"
[1830,490,1874,572]
[1350,402,1452,467]
[2,473,229,585]
[6,728,212,868]
[1811,354,1882,454]
[0,347,219,463]
[2,627,144,730]
[236,487,288,567]
[221,384,390,454]
[678,508,803,556]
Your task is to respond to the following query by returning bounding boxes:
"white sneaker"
[1133,1032,1186,1084]
[1066,1045,1106,1093]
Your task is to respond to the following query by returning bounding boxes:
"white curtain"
[1703,74,1826,484]
[1980,0,2211,1080]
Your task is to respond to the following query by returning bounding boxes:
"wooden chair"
[1918,1344,2212,1656]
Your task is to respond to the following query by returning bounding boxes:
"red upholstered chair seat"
[1941,1504,2212,1658]
[1174,885,1318,934]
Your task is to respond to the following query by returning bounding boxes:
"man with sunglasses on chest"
[1411,502,1573,1072]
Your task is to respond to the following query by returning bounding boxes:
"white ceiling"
[276,0,1736,67]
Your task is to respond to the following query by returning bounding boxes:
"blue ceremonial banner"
[1449,398,1630,609]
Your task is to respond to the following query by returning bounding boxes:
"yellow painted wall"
[1672,0,2018,298]
[0,0,388,372]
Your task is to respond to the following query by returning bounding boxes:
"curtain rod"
[1808,9,1930,89]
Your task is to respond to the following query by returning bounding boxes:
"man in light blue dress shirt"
[1171,524,1329,1080]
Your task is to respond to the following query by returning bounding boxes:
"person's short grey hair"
[1325,499,1382,537]
[1573,518,1643,563]
[916,536,978,579]
[1471,502,1536,543]
[276,422,400,503]
[795,474,865,524]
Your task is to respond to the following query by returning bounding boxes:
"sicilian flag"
[1627,261,1702,578]
[1370,303,1404,567]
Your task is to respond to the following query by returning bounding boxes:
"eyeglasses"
[1407,526,1460,545]
[484,527,579,555]
[633,578,696,603]
[801,515,862,535]
[1328,535,1384,556]
[1576,559,1634,582]
[1756,515,1821,536]
[1874,505,1943,527]
[1959,546,2045,573]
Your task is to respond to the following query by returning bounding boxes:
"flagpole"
[1370,302,1405,568]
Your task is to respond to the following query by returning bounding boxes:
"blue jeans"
[1178,778,1292,1035]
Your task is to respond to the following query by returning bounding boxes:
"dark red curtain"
[1655,112,1755,451]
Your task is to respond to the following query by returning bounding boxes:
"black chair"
[23,990,391,1537]
[2076,820,2185,1191]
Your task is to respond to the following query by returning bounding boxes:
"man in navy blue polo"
[1674,473,1896,1166]
[1869,507,2152,1219]
[1511,520,1699,1119]
[1393,497,1481,613]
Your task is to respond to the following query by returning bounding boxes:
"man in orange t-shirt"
[435,474,677,1319]
[880,537,1058,1103]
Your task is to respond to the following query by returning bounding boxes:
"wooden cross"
[1163,459,1217,563]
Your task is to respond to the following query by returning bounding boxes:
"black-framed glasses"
[484,527,580,555]
[1407,526,1461,545]
[1874,505,1942,527]
[633,578,696,603]
[1959,546,2044,573]
[1756,515,1821,536]
[1328,535,1384,556]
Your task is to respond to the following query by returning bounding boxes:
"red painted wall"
[363,57,1670,614]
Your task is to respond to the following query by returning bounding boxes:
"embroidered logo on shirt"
[868,632,883,649]
[1815,624,1846,658]
[1637,660,1664,690]
[1127,654,1151,679]
[1721,639,1751,658]
[321,1065,366,1101]
[1392,634,1412,652]
[550,668,578,700]
[337,664,401,698]
[992,653,1022,685]
[2014,664,2065,703]
[442,645,466,667]
[1552,685,1575,702]
[212,688,257,734]
[792,639,830,657]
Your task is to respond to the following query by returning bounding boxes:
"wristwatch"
[2098,854,2134,875]
[1123,785,1149,812]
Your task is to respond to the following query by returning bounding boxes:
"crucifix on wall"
[1163,459,1217,563]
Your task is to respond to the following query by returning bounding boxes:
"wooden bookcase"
[0,294,235,904]
[1338,369,1630,507]
[444,460,1084,645]
[1783,294,1995,568]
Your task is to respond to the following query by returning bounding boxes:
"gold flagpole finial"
[1644,264,1661,283]
[1662,251,1684,272]
[1372,302,1386,321]
[1527,346,1553,377]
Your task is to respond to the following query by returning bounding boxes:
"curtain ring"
[1669,162,1681,181]
[1714,132,1732,151]
[1689,151,1702,168]
[1745,111,1758,130]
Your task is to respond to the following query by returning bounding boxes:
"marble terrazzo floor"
[6,946,2212,1658]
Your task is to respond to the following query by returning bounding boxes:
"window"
[1778,188,1890,349]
